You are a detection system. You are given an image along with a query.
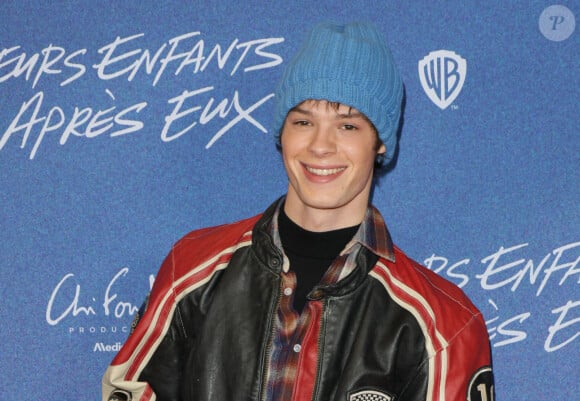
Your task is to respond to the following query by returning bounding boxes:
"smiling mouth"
[305,166,346,176]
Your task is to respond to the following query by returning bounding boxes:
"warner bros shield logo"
[419,50,467,110]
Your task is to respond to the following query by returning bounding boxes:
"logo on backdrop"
[45,267,154,351]
[539,5,576,42]
[418,50,466,110]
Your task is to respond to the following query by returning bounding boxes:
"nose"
[308,125,336,156]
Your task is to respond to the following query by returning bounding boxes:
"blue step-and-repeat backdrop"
[1,1,578,400]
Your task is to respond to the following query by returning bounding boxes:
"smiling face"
[281,100,386,231]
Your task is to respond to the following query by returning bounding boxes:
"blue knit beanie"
[274,21,403,163]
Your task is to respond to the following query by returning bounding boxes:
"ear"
[377,142,386,155]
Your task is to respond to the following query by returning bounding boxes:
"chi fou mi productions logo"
[418,50,466,110]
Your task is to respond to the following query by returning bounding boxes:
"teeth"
[306,166,345,176]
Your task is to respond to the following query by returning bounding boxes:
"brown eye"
[342,124,357,130]
[294,120,311,126]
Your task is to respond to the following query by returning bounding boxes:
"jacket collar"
[344,203,395,263]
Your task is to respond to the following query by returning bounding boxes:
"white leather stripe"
[370,262,449,401]
[126,234,253,380]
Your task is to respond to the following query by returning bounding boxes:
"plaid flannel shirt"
[264,200,394,400]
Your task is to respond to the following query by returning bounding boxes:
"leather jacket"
[103,200,494,401]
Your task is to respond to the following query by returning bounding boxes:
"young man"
[103,22,494,401]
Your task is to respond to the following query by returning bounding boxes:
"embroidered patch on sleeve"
[349,389,393,401]
[467,366,494,401]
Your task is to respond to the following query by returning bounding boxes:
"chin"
[301,194,352,211]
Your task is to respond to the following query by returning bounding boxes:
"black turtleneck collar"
[278,206,360,260]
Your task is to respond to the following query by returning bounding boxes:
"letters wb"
[418,50,466,110]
